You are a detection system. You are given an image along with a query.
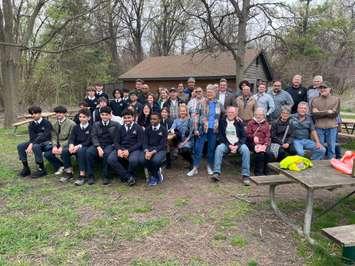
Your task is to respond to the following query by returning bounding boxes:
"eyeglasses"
[195,91,202,93]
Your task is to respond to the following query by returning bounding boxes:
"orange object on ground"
[330,151,355,175]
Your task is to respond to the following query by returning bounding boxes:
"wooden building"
[118,49,273,93]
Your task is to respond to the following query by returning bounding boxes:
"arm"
[153,128,167,152]
[143,128,149,151]
[61,121,75,147]
[237,121,246,145]
[311,129,321,146]
[267,96,275,117]
[128,126,143,152]
[68,126,77,145]
[91,124,101,147]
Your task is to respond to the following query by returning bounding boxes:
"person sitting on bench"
[17,106,52,178]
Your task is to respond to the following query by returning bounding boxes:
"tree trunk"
[1,51,19,127]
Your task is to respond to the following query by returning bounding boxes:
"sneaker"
[127,176,136,186]
[59,172,73,183]
[87,176,95,185]
[102,177,111,185]
[207,165,213,175]
[148,176,158,186]
[19,167,31,177]
[187,167,198,177]
[54,166,64,175]
[74,177,85,186]
[31,168,47,178]
[242,176,251,186]
[211,173,220,182]
[157,168,164,183]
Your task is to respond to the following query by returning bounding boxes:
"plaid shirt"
[195,98,224,133]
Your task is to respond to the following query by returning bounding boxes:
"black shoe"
[127,176,136,186]
[87,176,95,185]
[19,167,31,177]
[102,177,111,185]
[31,168,47,178]
[211,173,220,182]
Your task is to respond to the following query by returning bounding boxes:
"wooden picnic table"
[268,160,355,244]
[341,118,355,135]
[16,112,56,120]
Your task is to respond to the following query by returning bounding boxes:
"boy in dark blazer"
[143,112,167,186]
[93,97,109,123]
[17,106,52,178]
[110,89,127,117]
[95,82,109,100]
[85,86,98,115]
[86,106,120,185]
[62,109,92,185]
[107,109,144,186]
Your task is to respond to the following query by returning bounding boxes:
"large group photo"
[0,0,355,265]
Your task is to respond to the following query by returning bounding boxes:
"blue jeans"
[61,146,88,172]
[193,129,217,167]
[86,145,114,178]
[144,151,166,176]
[18,142,52,163]
[107,150,144,181]
[293,139,326,160]
[316,128,337,159]
[213,143,250,177]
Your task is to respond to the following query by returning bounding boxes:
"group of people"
[17,75,341,186]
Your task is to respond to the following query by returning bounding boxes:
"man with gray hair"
[268,79,294,121]
[289,101,326,160]
[307,75,323,106]
[286,74,307,114]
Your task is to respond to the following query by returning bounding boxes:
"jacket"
[271,118,293,145]
[51,118,76,148]
[216,91,236,109]
[235,95,256,122]
[246,119,271,147]
[218,118,246,146]
[91,120,120,147]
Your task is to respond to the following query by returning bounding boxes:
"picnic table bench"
[322,224,355,264]
[255,161,355,244]
[341,118,355,135]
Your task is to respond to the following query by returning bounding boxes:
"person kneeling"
[86,106,120,185]
[17,106,52,178]
[143,112,167,186]
[62,109,92,185]
[108,109,144,186]
[212,106,251,185]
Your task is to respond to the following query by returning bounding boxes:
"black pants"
[254,152,271,176]
[180,147,193,167]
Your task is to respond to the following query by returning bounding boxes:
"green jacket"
[51,118,76,148]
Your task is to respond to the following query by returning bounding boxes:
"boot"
[87,175,95,185]
[19,161,31,177]
[31,162,47,178]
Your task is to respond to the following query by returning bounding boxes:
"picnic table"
[267,160,355,244]
[341,118,355,135]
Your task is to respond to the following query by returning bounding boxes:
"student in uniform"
[94,82,109,100]
[62,109,92,185]
[86,106,120,185]
[122,88,130,104]
[143,112,167,186]
[93,97,109,123]
[110,89,127,117]
[44,105,76,179]
[73,102,89,125]
[108,109,144,186]
[17,106,52,178]
[85,86,98,115]
[160,107,173,168]
[129,91,143,114]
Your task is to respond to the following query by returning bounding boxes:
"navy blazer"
[114,123,144,152]
[143,125,167,152]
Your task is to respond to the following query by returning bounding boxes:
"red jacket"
[246,119,271,146]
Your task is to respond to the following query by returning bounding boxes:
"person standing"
[311,82,340,159]
[253,81,275,120]
[163,87,183,120]
[94,82,109,100]
[217,78,235,109]
[235,81,256,124]
[182,77,195,102]
[307,75,323,107]
[286,75,307,113]
[268,80,294,121]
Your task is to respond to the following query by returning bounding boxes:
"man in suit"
[217,78,235,109]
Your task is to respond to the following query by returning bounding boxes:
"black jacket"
[163,98,183,109]
[271,118,293,145]
[91,121,120,147]
[95,91,109,100]
[110,99,127,117]
[114,123,144,152]
[69,124,92,147]
[85,97,98,114]
[218,118,246,146]
[28,119,52,144]
[286,86,307,113]
[143,125,167,152]
[161,118,173,130]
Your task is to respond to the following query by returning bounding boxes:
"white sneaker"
[54,166,64,175]
[207,165,213,175]
[187,167,198,177]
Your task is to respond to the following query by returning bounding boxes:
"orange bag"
[330,151,355,175]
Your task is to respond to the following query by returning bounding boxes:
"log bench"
[12,119,33,134]
[322,224,355,264]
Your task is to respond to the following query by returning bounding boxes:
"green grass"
[229,235,247,248]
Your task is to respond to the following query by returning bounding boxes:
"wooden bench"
[12,119,33,134]
[250,174,295,186]
[322,224,355,264]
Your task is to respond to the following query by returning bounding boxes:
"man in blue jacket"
[212,106,251,185]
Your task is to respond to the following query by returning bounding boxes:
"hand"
[52,146,59,155]
[26,143,33,155]
[194,130,200,136]
[74,145,81,153]
[316,142,323,149]
[123,150,129,158]
[69,144,75,154]
[117,149,124,158]
[97,147,104,158]
[282,143,289,149]
[145,151,152,160]
[57,146,63,155]
[253,136,259,144]
[313,108,319,112]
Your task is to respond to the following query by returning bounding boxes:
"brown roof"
[119,49,266,80]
